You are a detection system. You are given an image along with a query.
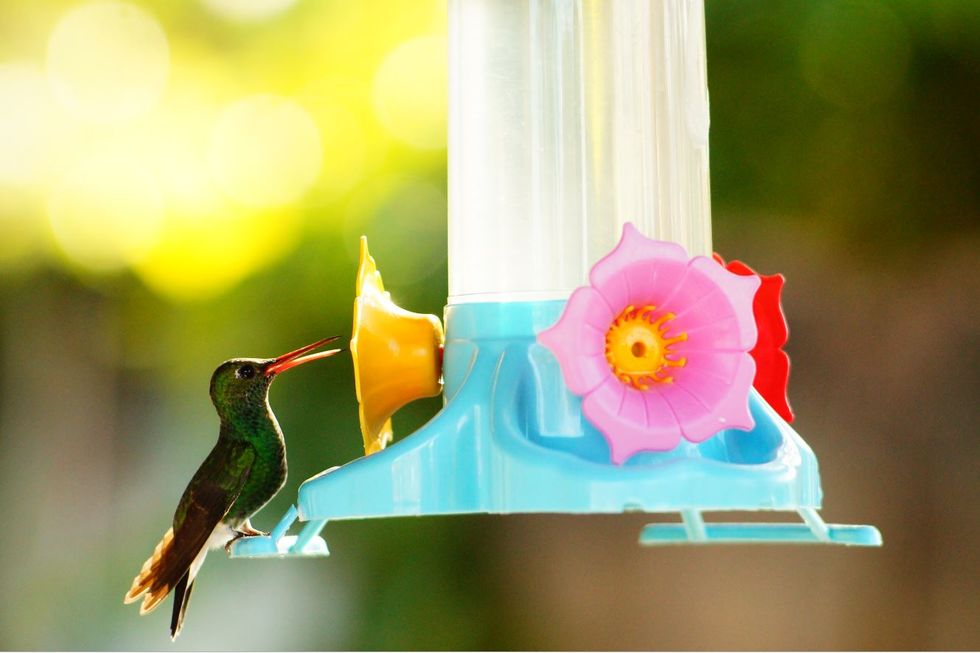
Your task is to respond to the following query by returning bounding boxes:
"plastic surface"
[448,0,712,303]
[715,254,795,423]
[640,519,883,546]
[228,300,879,557]
[537,224,760,461]
[229,505,329,558]
[351,237,444,454]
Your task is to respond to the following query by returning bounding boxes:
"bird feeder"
[231,0,880,558]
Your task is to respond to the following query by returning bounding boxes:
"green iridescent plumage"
[125,338,340,640]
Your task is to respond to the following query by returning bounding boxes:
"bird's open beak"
[264,336,342,376]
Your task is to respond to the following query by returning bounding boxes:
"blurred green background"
[0,0,977,649]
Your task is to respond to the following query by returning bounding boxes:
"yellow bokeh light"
[130,86,304,299]
[47,149,165,272]
[135,207,301,301]
[209,94,323,208]
[372,36,447,150]
[0,62,62,186]
[296,92,370,204]
[14,0,450,297]
[46,1,170,123]
[200,0,299,22]
[142,65,232,216]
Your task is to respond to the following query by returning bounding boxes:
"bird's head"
[209,337,341,418]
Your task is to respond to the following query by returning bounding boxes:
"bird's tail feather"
[169,546,207,639]
[124,528,176,614]
[170,571,194,640]
[125,523,215,639]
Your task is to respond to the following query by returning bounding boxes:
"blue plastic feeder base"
[229,505,329,558]
[231,301,880,559]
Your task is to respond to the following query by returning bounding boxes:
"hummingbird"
[124,337,341,640]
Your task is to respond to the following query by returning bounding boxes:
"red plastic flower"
[713,254,794,423]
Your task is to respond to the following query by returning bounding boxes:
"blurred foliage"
[0,0,977,650]
[706,0,978,254]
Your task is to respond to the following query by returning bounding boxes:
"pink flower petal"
[640,388,685,436]
[583,376,682,463]
[537,286,613,395]
[672,313,742,351]
[538,224,761,463]
[671,354,756,440]
[684,256,759,350]
[574,352,614,396]
[655,384,709,438]
[619,388,650,427]
[671,343,745,390]
[620,258,690,311]
[589,223,689,310]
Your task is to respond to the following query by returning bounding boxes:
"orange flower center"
[604,305,687,390]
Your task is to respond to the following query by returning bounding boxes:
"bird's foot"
[239,525,267,537]
[223,529,268,554]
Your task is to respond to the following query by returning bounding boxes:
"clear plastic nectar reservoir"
[448,0,713,303]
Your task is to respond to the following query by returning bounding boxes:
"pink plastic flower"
[537,224,760,463]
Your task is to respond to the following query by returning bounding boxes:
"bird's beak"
[264,336,342,377]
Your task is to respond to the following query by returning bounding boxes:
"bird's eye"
[236,365,255,379]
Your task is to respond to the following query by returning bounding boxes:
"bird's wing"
[125,438,255,614]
